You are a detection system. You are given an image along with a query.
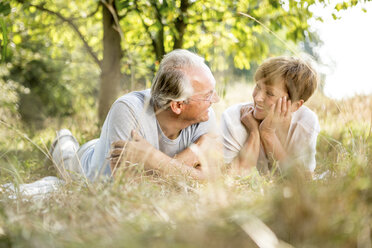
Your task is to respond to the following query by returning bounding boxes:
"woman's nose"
[254,90,264,102]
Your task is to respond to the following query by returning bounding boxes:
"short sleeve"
[107,101,143,146]
[286,112,320,172]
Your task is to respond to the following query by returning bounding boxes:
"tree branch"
[173,0,189,49]
[27,2,102,68]
[100,0,124,39]
[69,3,101,21]
[187,17,224,25]
[150,0,162,24]
[118,9,130,20]
[148,0,165,60]
[117,4,135,20]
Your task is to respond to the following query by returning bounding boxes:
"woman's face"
[252,78,289,120]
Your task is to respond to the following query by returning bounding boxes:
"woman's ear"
[291,99,304,112]
[169,101,184,115]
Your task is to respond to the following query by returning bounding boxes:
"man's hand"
[259,96,291,136]
[110,131,213,181]
[110,130,154,173]
[240,105,260,134]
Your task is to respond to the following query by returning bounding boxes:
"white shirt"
[221,103,320,173]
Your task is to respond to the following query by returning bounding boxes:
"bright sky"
[309,1,372,99]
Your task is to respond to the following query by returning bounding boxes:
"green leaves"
[335,2,349,11]
[0,18,7,62]
[0,2,11,62]
[115,0,132,11]
[335,0,363,12]
[0,2,11,16]
[4,0,371,122]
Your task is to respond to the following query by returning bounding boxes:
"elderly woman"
[221,56,320,175]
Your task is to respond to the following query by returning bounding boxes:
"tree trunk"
[154,28,165,63]
[153,1,165,63]
[173,0,189,49]
[98,3,122,124]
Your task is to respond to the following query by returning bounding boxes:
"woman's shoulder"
[222,102,253,118]
[292,105,320,133]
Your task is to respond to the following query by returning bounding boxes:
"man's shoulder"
[115,89,151,106]
[112,89,153,117]
[108,89,154,123]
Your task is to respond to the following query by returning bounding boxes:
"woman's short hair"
[151,49,207,109]
[254,56,318,102]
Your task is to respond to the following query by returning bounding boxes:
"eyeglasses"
[187,89,219,103]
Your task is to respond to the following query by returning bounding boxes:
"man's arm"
[173,133,221,168]
[145,145,207,180]
[110,130,209,180]
[171,107,221,171]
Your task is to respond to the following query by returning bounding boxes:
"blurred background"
[1,0,371,129]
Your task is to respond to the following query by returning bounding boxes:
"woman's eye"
[267,91,274,96]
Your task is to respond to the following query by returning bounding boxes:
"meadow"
[0,83,371,248]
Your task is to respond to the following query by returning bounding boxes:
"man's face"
[180,66,219,123]
[252,78,289,120]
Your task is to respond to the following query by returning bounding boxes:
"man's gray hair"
[151,49,207,109]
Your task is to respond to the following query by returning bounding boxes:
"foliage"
[116,0,321,71]
[6,59,74,122]
[0,1,101,126]
[0,1,11,62]
[1,0,329,123]
[2,0,369,123]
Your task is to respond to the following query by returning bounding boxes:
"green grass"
[0,84,371,248]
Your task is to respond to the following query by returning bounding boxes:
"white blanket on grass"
[1,176,64,200]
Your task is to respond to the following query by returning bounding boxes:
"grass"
[0,83,371,248]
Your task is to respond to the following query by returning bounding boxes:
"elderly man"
[50,49,219,181]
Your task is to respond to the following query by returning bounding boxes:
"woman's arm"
[259,97,291,168]
[229,105,261,175]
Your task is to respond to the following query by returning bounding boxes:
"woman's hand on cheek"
[240,105,260,134]
[259,97,291,135]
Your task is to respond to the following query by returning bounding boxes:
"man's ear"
[169,101,184,115]
[291,99,304,112]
